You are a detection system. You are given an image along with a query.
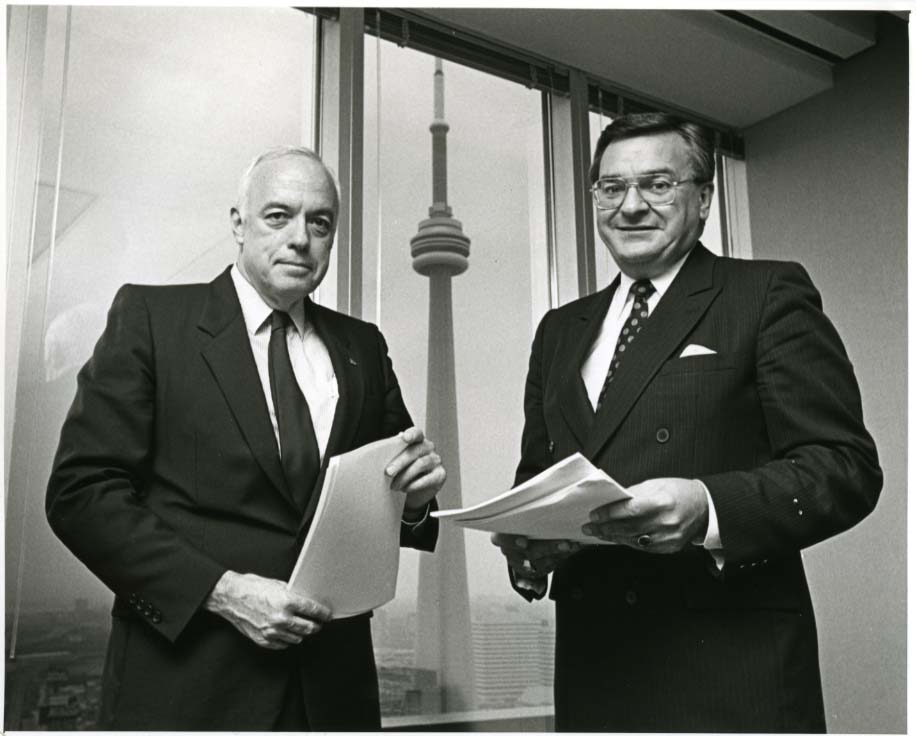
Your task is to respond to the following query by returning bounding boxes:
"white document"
[433,452,630,544]
[287,434,407,619]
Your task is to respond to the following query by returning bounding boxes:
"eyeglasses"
[590,175,707,210]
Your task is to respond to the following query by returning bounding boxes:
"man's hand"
[204,571,331,650]
[385,427,447,511]
[490,533,581,578]
[582,477,709,553]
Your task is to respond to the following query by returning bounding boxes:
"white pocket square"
[679,344,717,357]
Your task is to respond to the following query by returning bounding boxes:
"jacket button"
[548,440,555,454]
[151,612,162,624]
[655,427,670,443]
[624,590,638,606]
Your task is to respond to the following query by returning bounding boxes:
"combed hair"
[589,113,715,185]
[235,146,340,219]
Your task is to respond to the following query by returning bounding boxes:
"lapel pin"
[348,357,358,366]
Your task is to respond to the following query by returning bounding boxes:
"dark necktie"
[268,310,321,511]
[595,279,656,413]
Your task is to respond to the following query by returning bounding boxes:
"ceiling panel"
[417,8,863,129]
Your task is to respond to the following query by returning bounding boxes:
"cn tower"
[412,58,476,713]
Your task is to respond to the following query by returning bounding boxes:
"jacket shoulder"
[714,254,809,281]
[539,288,609,329]
[310,301,385,341]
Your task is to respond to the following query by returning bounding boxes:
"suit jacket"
[515,244,881,732]
[46,267,437,730]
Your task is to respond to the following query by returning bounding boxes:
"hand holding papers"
[287,435,407,618]
[433,453,630,544]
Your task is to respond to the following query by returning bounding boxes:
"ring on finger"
[636,533,652,548]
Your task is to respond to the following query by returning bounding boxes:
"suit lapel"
[307,300,364,467]
[295,299,365,535]
[197,268,296,511]
[585,245,721,460]
[556,281,617,448]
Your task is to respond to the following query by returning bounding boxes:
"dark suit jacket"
[46,267,437,730]
[515,244,881,732]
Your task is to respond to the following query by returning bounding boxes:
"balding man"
[47,146,445,730]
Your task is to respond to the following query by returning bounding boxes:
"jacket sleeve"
[373,327,439,552]
[514,310,555,487]
[505,311,556,601]
[701,262,882,564]
[46,286,226,643]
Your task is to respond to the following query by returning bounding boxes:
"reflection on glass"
[363,37,553,723]
[5,7,315,730]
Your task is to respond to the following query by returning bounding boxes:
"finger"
[581,522,632,543]
[287,595,331,622]
[392,452,442,492]
[265,626,304,646]
[386,441,433,484]
[526,539,580,561]
[490,533,528,551]
[286,616,323,637]
[398,426,425,445]
[400,463,446,495]
[588,498,639,524]
[254,633,291,650]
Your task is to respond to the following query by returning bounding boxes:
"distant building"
[471,618,555,709]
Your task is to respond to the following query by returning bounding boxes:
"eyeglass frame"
[590,174,711,211]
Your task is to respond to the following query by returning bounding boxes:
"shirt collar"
[618,246,693,301]
[230,264,308,337]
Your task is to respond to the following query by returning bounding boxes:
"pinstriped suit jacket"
[514,244,881,732]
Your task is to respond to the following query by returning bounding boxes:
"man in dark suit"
[492,113,882,732]
[46,146,445,730]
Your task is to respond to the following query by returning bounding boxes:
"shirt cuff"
[694,479,725,570]
[401,502,431,528]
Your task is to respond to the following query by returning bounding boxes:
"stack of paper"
[287,435,407,618]
[433,453,630,544]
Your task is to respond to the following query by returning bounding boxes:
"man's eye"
[645,178,674,194]
[308,217,332,236]
[599,180,626,196]
[264,212,290,225]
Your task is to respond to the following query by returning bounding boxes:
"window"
[362,35,554,724]
[5,7,317,729]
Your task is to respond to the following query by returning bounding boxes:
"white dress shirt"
[230,265,338,462]
[580,250,723,556]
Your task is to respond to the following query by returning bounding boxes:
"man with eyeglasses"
[46,146,445,730]
[492,112,881,732]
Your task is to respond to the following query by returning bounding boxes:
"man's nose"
[618,183,649,216]
[288,215,310,249]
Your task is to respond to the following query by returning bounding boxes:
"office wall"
[743,14,907,733]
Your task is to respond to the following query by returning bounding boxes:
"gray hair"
[235,145,340,220]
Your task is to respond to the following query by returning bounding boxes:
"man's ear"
[230,208,244,246]
[698,182,714,221]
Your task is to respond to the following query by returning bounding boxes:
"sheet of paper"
[287,434,407,619]
[433,453,630,543]
[434,452,609,522]
[456,477,629,543]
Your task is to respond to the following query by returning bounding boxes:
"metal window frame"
[303,7,747,309]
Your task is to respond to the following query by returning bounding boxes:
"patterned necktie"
[268,310,321,510]
[595,279,656,412]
